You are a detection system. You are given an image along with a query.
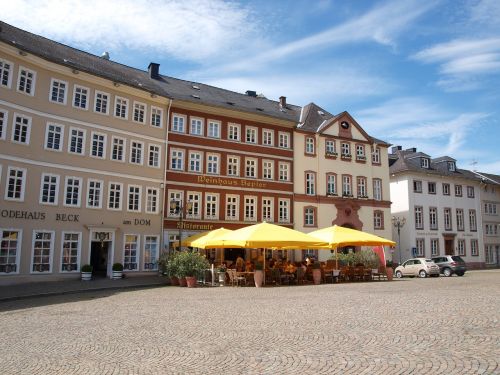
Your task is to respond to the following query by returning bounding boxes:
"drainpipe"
[160,98,172,260]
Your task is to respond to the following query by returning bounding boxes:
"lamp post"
[170,200,192,251]
[392,216,406,265]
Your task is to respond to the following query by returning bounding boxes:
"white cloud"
[1,0,261,62]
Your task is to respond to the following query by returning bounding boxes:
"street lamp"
[170,200,192,251]
[392,216,406,265]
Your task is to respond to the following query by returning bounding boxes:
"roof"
[472,172,500,185]
[0,21,301,122]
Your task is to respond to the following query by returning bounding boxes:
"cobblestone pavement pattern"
[0,270,499,374]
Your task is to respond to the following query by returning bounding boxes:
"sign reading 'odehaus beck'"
[1,210,80,222]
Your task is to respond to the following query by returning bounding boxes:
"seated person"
[235,256,245,272]
[285,262,296,274]
[246,261,254,272]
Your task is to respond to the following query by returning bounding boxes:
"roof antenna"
[470,160,478,172]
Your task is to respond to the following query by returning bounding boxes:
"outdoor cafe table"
[235,271,255,285]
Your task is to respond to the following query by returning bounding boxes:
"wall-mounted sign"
[123,219,151,226]
[176,221,214,231]
[197,175,267,189]
[1,210,46,220]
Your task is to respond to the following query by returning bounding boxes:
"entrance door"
[444,239,454,255]
[91,241,109,277]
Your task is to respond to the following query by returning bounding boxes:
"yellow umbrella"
[190,228,233,249]
[308,225,396,248]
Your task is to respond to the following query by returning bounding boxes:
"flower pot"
[178,277,187,287]
[218,271,226,286]
[186,276,197,288]
[170,276,179,286]
[254,270,264,288]
[112,271,122,279]
[81,272,92,281]
[385,267,394,281]
[312,269,321,285]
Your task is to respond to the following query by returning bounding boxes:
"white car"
[395,258,440,278]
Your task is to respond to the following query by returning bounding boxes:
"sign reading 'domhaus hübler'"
[197,176,267,189]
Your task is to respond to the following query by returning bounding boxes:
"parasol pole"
[335,246,338,269]
[263,248,266,286]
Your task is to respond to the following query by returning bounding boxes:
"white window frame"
[263,129,274,146]
[206,153,220,175]
[49,78,68,105]
[356,144,365,159]
[0,228,22,274]
[0,109,7,141]
[189,151,202,173]
[228,123,240,141]
[133,101,147,124]
[373,178,382,201]
[325,140,336,155]
[357,177,367,197]
[227,155,239,176]
[415,238,425,257]
[372,147,380,163]
[306,172,316,195]
[150,106,163,128]
[128,185,142,212]
[5,166,27,201]
[111,136,126,162]
[90,131,107,159]
[470,239,478,256]
[130,140,144,165]
[172,114,186,133]
[63,176,82,207]
[190,117,204,136]
[373,211,383,229]
[170,148,184,171]
[204,193,219,220]
[457,239,466,256]
[30,230,54,274]
[263,160,274,180]
[11,113,31,145]
[245,158,257,178]
[327,174,337,195]
[262,197,274,222]
[146,187,159,214]
[60,232,81,273]
[278,198,290,223]
[305,137,315,154]
[208,120,221,138]
[167,190,183,217]
[341,142,351,156]
[444,208,452,230]
[72,85,89,110]
[124,234,140,271]
[305,207,315,226]
[44,122,64,152]
[114,96,129,120]
[148,144,161,168]
[244,196,257,222]
[246,126,257,144]
[94,90,110,115]
[429,207,438,230]
[469,210,477,231]
[279,162,290,181]
[430,239,439,256]
[143,235,159,271]
[108,182,123,211]
[86,179,104,209]
[17,66,36,96]
[186,191,201,219]
[225,194,239,221]
[39,173,60,205]
[421,158,429,168]
[0,58,13,89]
[278,132,290,149]
[68,127,86,155]
[415,206,423,229]
[342,175,352,196]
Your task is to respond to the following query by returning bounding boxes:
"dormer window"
[421,158,429,168]
[447,161,456,171]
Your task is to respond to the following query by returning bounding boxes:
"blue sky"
[3,0,500,173]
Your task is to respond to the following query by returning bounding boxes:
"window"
[471,239,478,256]
[342,175,352,196]
[40,173,59,205]
[73,85,89,109]
[305,137,315,154]
[5,167,26,201]
[428,182,436,194]
[227,156,239,176]
[146,187,159,214]
[306,172,316,195]
[447,161,456,171]
[172,114,185,133]
[228,123,240,141]
[114,96,129,119]
[208,120,220,138]
[128,185,141,212]
[278,199,290,223]
[17,67,36,95]
[111,137,125,162]
[372,147,380,163]
[246,126,257,143]
[484,202,498,215]
[87,179,103,208]
[186,192,201,218]
[226,195,239,221]
[206,154,219,174]
[431,239,439,256]
[467,186,474,198]
[486,224,498,236]
[357,177,367,198]
[279,162,290,181]
[356,144,365,160]
[0,58,13,88]
[61,232,80,272]
[68,128,86,155]
[150,106,163,127]
[12,114,31,144]
[263,160,273,180]
[457,239,466,256]
[148,144,160,168]
[325,140,336,156]
[50,78,67,104]
[413,180,422,193]
[108,182,122,210]
[0,229,20,274]
[245,158,257,178]
[44,123,64,151]
[327,174,337,195]
[485,245,495,264]
[456,209,464,231]
[64,177,82,207]
[90,132,106,158]
[32,231,53,273]
[131,102,146,124]
[429,207,438,230]
[304,207,315,226]
[455,185,462,197]
[263,129,273,146]
[189,152,202,173]
[205,193,219,219]
[94,91,109,114]
[144,236,159,270]
[374,211,384,229]
[278,132,290,148]
[415,238,425,257]
[444,208,452,230]
[170,149,184,170]
[244,196,257,221]
[0,109,7,140]
[190,117,203,135]
[373,178,382,201]
[469,209,477,231]
[415,206,423,229]
[341,142,351,157]
[421,158,429,168]
[442,183,450,195]
[130,141,144,165]
[168,191,182,216]
[262,197,273,222]
[124,234,139,270]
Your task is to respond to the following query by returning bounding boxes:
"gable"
[320,112,371,142]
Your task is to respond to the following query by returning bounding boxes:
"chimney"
[148,62,160,79]
[100,51,110,60]
[279,96,287,108]
[246,90,257,97]
[406,147,417,153]
[391,145,402,154]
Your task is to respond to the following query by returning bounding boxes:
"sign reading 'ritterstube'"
[197,175,267,189]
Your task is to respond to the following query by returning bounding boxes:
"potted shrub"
[175,251,210,288]
[254,262,264,288]
[163,253,180,285]
[218,264,227,286]
[385,260,394,281]
[112,263,123,279]
[81,264,92,281]
[312,262,322,285]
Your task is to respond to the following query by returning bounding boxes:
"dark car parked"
[431,255,467,277]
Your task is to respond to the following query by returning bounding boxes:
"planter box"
[81,272,92,281]
[112,271,122,279]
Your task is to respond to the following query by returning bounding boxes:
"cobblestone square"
[0,270,499,374]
